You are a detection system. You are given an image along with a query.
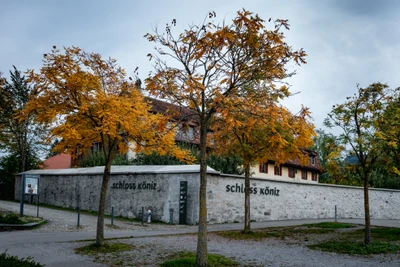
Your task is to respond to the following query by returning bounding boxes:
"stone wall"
[15,165,400,224]
[207,174,399,223]
[15,166,205,224]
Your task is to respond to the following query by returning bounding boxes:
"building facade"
[43,98,323,183]
[253,150,322,182]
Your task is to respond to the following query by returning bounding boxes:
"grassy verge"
[160,251,240,267]
[0,212,43,225]
[303,222,356,229]
[75,242,134,255]
[214,222,400,256]
[308,241,400,255]
[308,226,400,254]
[215,224,339,241]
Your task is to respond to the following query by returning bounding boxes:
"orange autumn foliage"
[213,98,315,168]
[23,46,194,163]
[145,9,308,266]
[22,46,194,246]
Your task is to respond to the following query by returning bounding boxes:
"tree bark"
[196,121,208,267]
[363,172,371,244]
[96,159,112,246]
[243,163,251,233]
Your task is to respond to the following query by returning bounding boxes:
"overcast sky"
[1,0,399,133]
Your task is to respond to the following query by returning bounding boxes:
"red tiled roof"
[42,153,72,169]
[146,97,199,125]
[281,149,322,173]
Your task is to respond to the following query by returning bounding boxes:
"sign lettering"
[111,181,157,190]
[226,183,280,196]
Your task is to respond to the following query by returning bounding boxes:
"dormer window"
[310,155,315,165]
[187,126,194,140]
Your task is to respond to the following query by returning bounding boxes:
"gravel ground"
[0,200,193,232]
[1,200,400,267]
[77,233,400,267]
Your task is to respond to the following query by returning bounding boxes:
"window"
[186,126,194,140]
[274,165,282,176]
[310,156,316,165]
[311,172,318,181]
[259,162,268,173]
[177,125,195,140]
[93,142,102,152]
[288,168,295,178]
[302,170,308,180]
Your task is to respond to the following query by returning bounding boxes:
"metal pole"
[335,205,337,222]
[77,207,80,227]
[169,209,174,224]
[111,207,114,226]
[141,207,144,225]
[19,175,25,217]
[36,195,40,217]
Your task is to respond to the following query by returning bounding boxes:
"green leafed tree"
[377,94,400,177]
[324,82,399,244]
[0,67,43,199]
[312,129,346,184]
[0,66,45,172]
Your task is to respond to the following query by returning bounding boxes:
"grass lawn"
[160,252,240,267]
[214,222,400,255]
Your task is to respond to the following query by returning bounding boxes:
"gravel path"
[0,200,193,232]
[1,200,399,267]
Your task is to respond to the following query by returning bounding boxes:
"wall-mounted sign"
[179,181,187,224]
[110,180,157,190]
[226,183,280,196]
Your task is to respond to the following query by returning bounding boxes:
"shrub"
[0,251,45,267]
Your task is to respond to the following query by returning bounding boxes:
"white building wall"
[251,163,319,183]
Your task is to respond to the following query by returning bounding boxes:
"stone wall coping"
[215,173,400,193]
[19,165,220,176]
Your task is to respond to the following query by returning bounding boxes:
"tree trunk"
[21,127,27,171]
[96,159,112,246]
[363,172,371,244]
[196,122,208,267]
[243,163,251,233]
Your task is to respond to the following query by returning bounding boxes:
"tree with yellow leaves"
[213,92,314,233]
[23,46,194,246]
[145,10,306,266]
[379,94,400,176]
[324,82,398,245]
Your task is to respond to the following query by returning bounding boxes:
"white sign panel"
[25,176,39,195]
